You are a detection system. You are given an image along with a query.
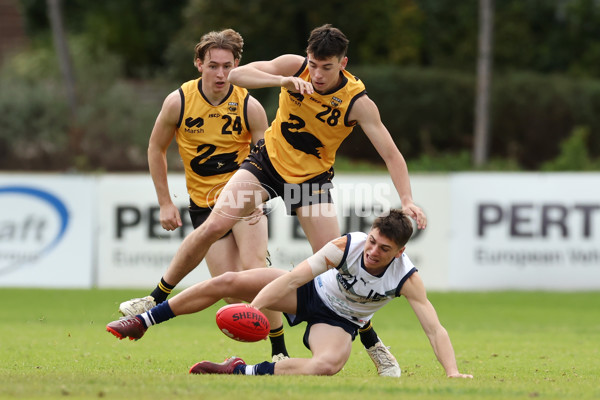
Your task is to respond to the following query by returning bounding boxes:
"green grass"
[1,289,599,399]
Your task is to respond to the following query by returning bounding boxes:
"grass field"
[1,289,599,400]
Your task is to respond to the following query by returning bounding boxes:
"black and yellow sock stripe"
[150,278,175,304]
[359,320,379,348]
[269,325,285,338]
[268,325,289,357]
[359,320,373,334]
[158,278,174,295]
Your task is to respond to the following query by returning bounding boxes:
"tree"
[46,0,80,157]
[473,0,494,167]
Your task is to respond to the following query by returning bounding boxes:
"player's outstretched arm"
[228,54,311,93]
[401,273,473,378]
[250,260,314,312]
[348,95,427,230]
[251,237,346,312]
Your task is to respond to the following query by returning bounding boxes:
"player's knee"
[201,215,233,241]
[214,271,238,287]
[317,365,341,376]
[311,359,343,376]
[211,271,242,299]
[218,270,250,294]
[220,276,244,304]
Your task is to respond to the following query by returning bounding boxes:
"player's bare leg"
[208,323,352,376]
[119,170,267,314]
[108,268,288,341]
[167,268,288,316]
[273,323,352,375]
[161,169,267,286]
[296,203,341,252]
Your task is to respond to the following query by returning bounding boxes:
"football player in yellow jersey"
[117,29,289,361]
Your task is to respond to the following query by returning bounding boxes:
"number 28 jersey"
[175,78,252,208]
[264,59,367,184]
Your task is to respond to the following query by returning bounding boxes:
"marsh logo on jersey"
[228,102,238,113]
[184,117,205,133]
[331,96,342,107]
[287,91,304,106]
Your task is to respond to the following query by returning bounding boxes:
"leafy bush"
[490,73,600,169]
[2,44,600,172]
[338,66,600,171]
[541,126,600,171]
[338,66,474,164]
[0,36,167,171]
[0,51,70,169]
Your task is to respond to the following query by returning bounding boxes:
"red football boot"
[106,316,147,340]
[189,357,246,375]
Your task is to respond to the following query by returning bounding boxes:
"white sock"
[140,312,154,327]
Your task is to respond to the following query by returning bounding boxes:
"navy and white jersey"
[313,232,417,327]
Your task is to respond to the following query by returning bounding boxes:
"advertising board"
[0,174,94,287]
[449,173,600,290]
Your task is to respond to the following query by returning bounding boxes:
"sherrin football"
[215,303,270,342]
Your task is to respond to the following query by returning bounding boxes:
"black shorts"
[284,280,360,350]
[188,199,232,238]
[240,139,334,215]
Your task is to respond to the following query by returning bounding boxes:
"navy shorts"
[240,139,335,215]
[284,280,360,350]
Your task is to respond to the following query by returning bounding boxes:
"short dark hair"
[371,209,413,248]
[306,24,349,60]
[194,28,244,63]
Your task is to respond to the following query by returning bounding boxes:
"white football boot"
[271,353,289,362]
[119,296,156,316]
[366,341,401,377]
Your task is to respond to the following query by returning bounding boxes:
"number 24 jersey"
[176,78,252,208]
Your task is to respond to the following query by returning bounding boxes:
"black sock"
[269,325,289,357]
[150,278,175,304]
[359,321,379,348]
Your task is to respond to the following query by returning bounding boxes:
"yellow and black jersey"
[264,58,367,184]
[176,78,252,207]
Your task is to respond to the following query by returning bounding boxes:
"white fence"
[1,172,599,290]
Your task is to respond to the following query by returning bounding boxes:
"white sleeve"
[306,241,345,277]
